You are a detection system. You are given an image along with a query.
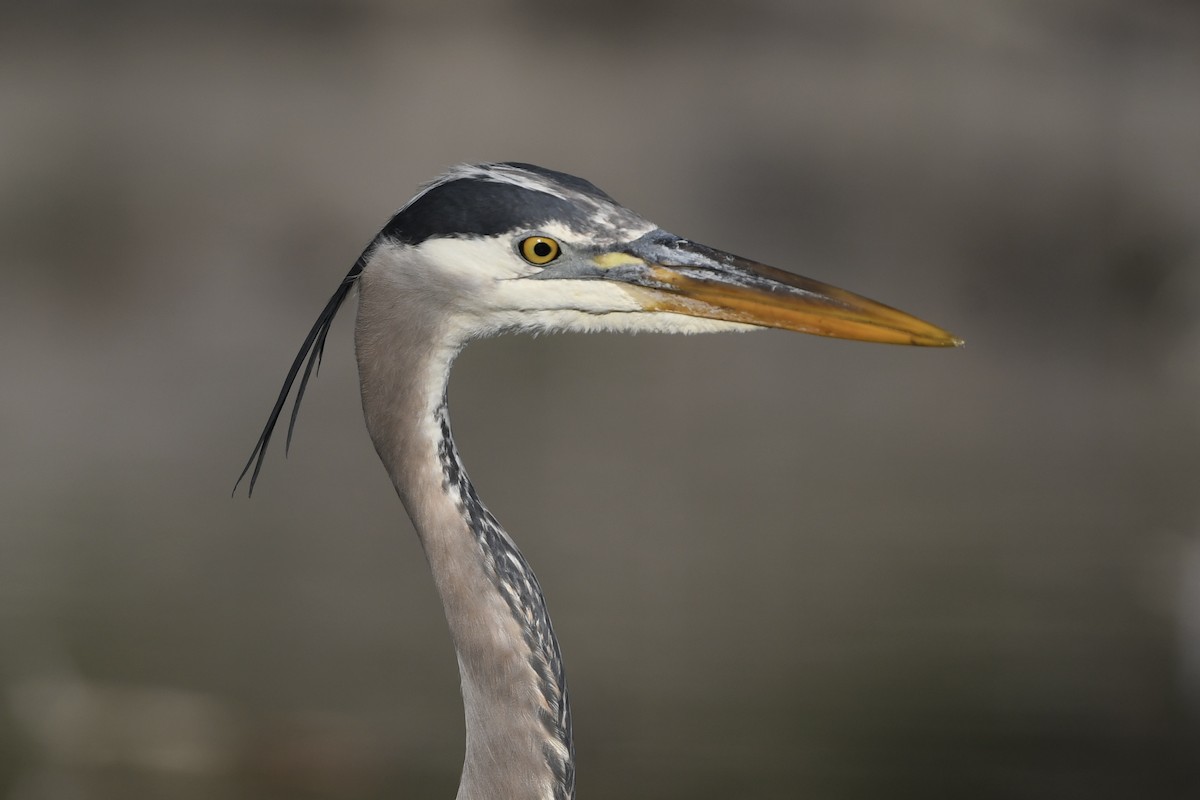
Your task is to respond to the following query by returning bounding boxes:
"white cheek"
[415,237,528,286]
[487,279,644,316]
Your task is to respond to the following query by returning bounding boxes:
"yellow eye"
[519,236,561,266]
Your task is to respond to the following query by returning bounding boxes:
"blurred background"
[2,1,1199,798]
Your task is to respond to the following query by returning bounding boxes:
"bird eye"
[518,236,561,266]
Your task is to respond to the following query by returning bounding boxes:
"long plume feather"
[234,245,373,495]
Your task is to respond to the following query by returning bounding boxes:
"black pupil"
[532,240,553,258]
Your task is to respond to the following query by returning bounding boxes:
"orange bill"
[606,233,962,347]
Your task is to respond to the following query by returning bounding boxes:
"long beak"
[598,231,962,347]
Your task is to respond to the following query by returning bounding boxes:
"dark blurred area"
[2,1,1199,798]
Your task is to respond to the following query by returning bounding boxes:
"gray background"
[3,1,1199,798]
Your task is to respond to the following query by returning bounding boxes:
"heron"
[238,162,960,800]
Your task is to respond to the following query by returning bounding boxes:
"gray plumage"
[239,162,960,800]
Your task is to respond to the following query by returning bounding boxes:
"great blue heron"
[238,162,960,800]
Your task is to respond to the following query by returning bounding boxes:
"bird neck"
[355,297,574,800]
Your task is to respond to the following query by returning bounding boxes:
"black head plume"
[234,246,369,496]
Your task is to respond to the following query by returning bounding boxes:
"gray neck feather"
[355,266,574,800]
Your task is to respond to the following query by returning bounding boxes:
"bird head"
[358,162,962,346]
[238,162,960,493]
